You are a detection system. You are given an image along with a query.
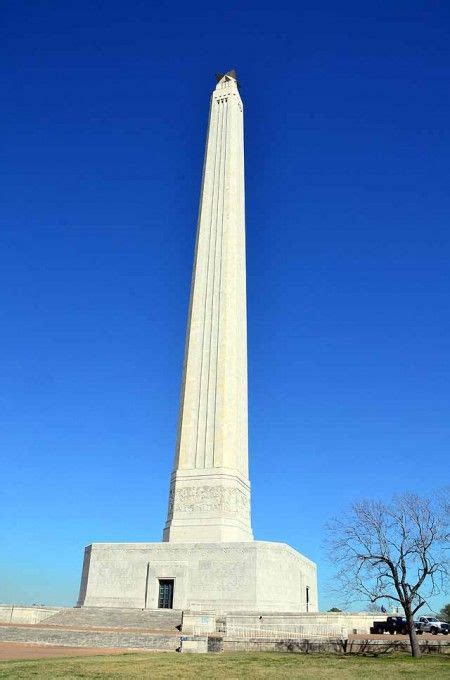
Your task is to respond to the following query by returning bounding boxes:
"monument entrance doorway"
[158,579,174,609]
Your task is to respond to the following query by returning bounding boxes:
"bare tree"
[327,492,449,657]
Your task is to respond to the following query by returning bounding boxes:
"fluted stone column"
[163,71,253,543]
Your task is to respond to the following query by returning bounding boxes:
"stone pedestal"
[163,469,253,543]
[78,541,317,614]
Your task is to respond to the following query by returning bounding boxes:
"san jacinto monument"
[77,71,318,613]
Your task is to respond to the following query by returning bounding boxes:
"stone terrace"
[42,607,182,631]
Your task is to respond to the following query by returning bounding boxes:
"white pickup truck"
[416,616,449,635]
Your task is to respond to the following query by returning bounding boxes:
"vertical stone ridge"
[204,94,228,469]
[195,95,226,469]
[211,96,228,468]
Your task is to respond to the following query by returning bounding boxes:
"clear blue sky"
[1,1,449,612]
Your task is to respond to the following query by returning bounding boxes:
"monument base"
[78,541,317,613]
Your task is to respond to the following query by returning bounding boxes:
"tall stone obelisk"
[77,71,318,613]
[163,70,253,543]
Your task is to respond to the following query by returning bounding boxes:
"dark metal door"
[158,579,174,609]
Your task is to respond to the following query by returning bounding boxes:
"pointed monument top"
[215,69,239,87]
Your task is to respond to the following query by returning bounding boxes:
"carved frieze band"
[168,483,250,519]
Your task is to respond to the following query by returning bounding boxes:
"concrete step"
[43,607,182,631]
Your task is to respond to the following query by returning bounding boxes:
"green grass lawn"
[0,652,448,679]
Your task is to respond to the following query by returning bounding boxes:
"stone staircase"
[42,607,182,631]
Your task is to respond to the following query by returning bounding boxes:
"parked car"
[416,616,449,635]
[370,616,409,635]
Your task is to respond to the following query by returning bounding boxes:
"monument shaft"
[163,73,253,543]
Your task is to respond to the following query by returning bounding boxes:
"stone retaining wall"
[222,637,344,653]
[0,625,180,650]
[0,606,65,625]
[182,610,385,636]
[221,636,450,655]
[224,612,384,635]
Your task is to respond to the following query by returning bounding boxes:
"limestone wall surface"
[78,540,318,613]
[0,605,65,625]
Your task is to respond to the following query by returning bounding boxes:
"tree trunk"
[405,606,421,658]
